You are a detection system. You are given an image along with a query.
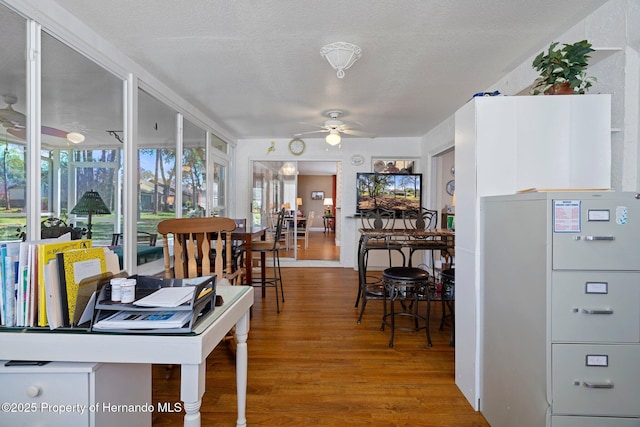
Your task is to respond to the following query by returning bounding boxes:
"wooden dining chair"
[156,217,245,378]
[295,211,315,249]
[156,217,244,286]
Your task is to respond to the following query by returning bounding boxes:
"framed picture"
[311,191,324,200]
[372,159,415,174]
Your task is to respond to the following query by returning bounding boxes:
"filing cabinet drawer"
[552,271,640,343]
[552,415,640,427]
[552,344,640,417]
[552,198,640,271]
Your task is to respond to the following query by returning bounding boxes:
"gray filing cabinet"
[480,192,640,427]
[0,361,151,426]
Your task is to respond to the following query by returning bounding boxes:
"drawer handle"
[582,308,614,315]
[582,381,614,389]
[26,386,41,398]
[584,235,615,241]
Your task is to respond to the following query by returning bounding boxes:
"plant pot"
[545,82,578,95]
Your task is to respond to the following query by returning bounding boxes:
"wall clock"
[446,179,455,196]
[350,154,365,166]
[288,138,305,155]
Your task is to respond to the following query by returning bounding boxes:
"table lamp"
[323,197,333,216]
[71,190,111,239]
[296,197,303,216]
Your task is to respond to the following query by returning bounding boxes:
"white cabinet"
[0,361,151,427]
[480,192,640,427]
[454,94,611,408]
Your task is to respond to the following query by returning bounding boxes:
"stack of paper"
[93,310,192,330]
[133,287,196,308]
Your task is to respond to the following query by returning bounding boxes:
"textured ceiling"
[36,1,611,139]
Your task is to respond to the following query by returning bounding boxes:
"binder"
[36,239,91,326]
[56,247,109,326]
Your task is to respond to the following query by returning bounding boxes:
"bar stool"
[237,209,286,313]
[381,266,432,348]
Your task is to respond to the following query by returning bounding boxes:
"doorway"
[250,160,340,262]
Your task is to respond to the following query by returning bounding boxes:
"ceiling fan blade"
[294,130,329,136]
[6,126,70,140]
[0,107,26,127]
[42,126,69,139]
[298,121,327,130]
[342,129,376,138]
[341,120,364,128]
[7,127,25,139]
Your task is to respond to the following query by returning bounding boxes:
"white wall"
[235,137,423,267]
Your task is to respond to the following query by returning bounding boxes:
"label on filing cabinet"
[552,196,640,271]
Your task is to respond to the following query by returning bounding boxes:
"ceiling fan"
[0,95,84,143]
[295,110,375,145]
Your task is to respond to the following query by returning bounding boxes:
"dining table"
[356,228,455,307]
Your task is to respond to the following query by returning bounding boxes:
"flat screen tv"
[356,172,422,213]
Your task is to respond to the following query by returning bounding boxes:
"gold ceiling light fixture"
[320,42,362,79]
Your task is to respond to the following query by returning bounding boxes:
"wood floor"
[151,267,490,426]
[280,228,340,261]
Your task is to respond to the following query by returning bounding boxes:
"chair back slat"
[157,217,241,283]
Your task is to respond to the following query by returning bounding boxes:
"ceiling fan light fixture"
[326,130,341,146]
[320,42,362,79]
[66,132,85,144]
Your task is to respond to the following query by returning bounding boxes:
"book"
[44,259,63,329]
[92,310,192,330]
[1,243,19,327]
[16,241,30,326]
[57,247,109,326]
[36,239,91,326]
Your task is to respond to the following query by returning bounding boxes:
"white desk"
[0,285,254,427]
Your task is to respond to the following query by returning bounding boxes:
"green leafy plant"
[530,40,596,95]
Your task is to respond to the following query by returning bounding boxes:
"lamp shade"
[323,198,334,206]
[71,190,110,239]
[296,197,302,206]
[71,190,110,215]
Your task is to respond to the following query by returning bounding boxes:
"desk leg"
[235,310,250,427]
[180,362,205,427]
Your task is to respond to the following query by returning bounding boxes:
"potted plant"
[529,40,596,95]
